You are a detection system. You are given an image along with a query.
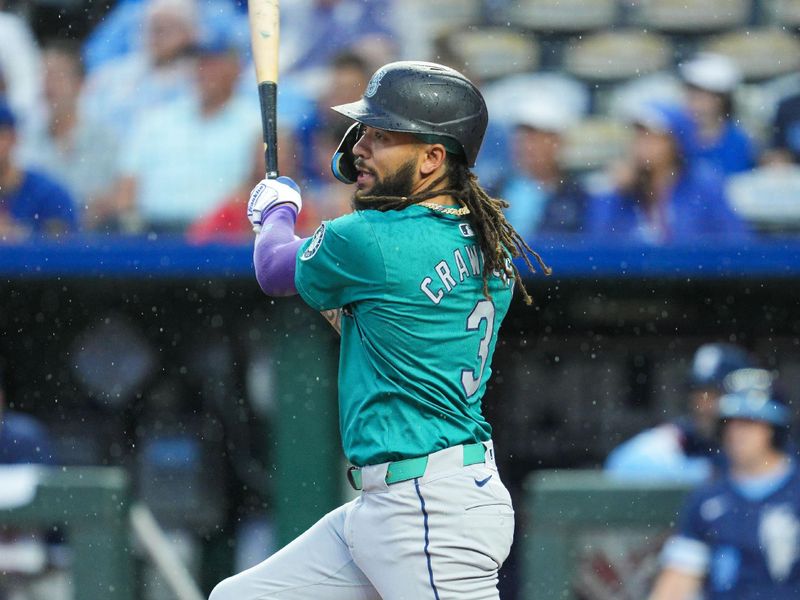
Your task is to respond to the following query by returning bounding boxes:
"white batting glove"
[247,176,303,233]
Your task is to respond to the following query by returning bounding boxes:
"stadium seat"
[561,117,631,172]
[634,0,752,33]
[563,31,672,82]
[726,166,800,232]
[505,0,617,33]
[402,0,482,29]
[769,0,800,29]
[434,27,539,82]
[391,0,482,61]
[702,29,800,82]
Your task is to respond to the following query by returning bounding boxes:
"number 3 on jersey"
[461,299,495,397]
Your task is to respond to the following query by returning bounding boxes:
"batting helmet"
[688,343,752,391]
[330,61,489,183]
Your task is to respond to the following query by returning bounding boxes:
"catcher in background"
[650,369,800,600]
[209,61,548,599]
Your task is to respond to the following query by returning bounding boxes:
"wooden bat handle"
[249,0,280,178]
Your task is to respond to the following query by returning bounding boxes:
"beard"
[351,158,417,211]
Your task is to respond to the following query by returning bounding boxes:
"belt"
[347,442,486,491]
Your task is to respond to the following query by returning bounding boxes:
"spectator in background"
[187,135,320,243]
[766,86,800,165]
[588,101,749,245]
[606,343,753,483]
[649,372,800,600]
[497,100,589,241]
[679,52,757,177]
[280,0,394,86]
[114,31,259,233]
[0,372,55,465]
[82,0,199,136]
[430,30,519,193]
[0,101,76,241]
[82,0,247,74]
[302,119,355,225]
[290,52,370,225]
[18,41,120,231]
[294,51,372,187]
[0,3,44,145]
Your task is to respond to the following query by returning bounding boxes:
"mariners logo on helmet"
[364,65,389,99]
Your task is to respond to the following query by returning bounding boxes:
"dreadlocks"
[355,155,551,305]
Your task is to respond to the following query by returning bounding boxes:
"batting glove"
[247,176,302,232]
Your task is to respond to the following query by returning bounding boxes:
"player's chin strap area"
[331,123,361,184]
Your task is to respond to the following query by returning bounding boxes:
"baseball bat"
[248,0,280,179]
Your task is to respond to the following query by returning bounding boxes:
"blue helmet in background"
[689,343,753,391]
[718,368,790,431]
[718,388,791,427]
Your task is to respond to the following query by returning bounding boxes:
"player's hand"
[247,176,302,233]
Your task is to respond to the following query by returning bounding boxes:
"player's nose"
[352,130,369,159]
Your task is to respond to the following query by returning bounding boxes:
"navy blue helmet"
[689,343,753,391]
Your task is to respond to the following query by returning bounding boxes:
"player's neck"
[411,172,457,206]
[732,450,788,479]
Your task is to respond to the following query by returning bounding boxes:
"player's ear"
[419,144,447,178]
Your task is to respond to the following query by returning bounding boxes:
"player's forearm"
[253,206,305,297]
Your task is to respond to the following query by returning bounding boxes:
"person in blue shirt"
[0,371,55,465]
[0,101,76,240]
[588,101,749,245]
[497,99,589,242]
[650,370,800,600]
[605,343,753,483]
[679,52,757,178]
[767,91,800,165]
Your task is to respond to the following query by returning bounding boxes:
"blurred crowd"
[3,0,800,245]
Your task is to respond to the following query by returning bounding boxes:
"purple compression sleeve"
[253,205,306,296]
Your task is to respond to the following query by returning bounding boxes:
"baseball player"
[209,61,549,599]
[649,369,800,599]
[605,343,752,483]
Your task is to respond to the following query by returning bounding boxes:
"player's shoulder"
[326,210,379,239]
[298,211,383,264]
[327,208,423,239]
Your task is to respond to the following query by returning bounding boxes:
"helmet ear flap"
[331,122,362,184]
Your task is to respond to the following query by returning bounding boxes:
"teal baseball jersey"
[295,205,513,466]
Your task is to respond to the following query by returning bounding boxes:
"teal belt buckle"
[347,442,487,491]
[347,466,362,490]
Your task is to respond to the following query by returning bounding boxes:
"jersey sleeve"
[660,489,712,576]
[294,211,386,311]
